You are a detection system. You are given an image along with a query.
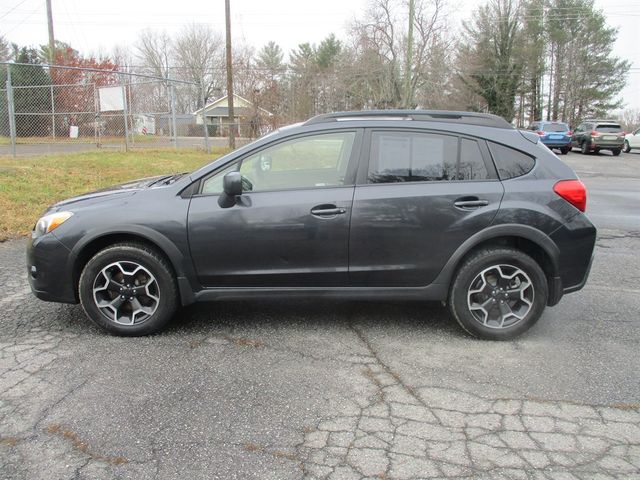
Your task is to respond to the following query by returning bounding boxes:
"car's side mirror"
[223,171,243,196]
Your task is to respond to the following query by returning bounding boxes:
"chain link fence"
[0,62,274,157]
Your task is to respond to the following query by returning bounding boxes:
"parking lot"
[1,150,639,479]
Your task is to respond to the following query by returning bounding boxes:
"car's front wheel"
[623,140,631,153]
[448,247,548,340]
[79,243,178,336]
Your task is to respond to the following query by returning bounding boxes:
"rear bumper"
[27,233,78,304]
[549,213,597,296]
[542,139,571,148]
[588,140,624,150]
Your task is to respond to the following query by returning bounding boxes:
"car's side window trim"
[192,128,364,196]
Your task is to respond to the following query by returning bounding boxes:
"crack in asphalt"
[289,325,640,479]
[1,237,640,479]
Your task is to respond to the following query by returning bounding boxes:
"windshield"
[542,123,569,132]
[595,124,622,132]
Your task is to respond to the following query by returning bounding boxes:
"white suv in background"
[624,128,640,153]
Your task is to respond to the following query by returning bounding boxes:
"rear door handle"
[454,199,489,209]
[310,205,347,217]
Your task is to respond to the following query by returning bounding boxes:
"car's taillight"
[591,130,600,137]
[554,180,587,212]
[567,130,573,136]
[537,131,545,136]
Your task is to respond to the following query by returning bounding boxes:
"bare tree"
[135,30,173,78]
[173,24,225,109]
[348,0,450,109]
[617,108,640,133]
[133,31,175,114]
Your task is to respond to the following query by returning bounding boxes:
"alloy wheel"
[467,264,534,329]
[92,261,160,325]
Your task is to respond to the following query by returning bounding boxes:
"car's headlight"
[33,211,73,238]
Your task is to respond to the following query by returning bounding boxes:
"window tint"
[488,142,535,180]
[458,138,489,180]
[594,124,622,133]
[201,132,355,194]
[368,131,457,183]
[542,123,569,132]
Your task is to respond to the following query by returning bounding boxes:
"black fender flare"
[67,225,197,305]
[431,223,561,288]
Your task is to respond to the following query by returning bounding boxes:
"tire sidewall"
[79,245,177,336]
[450,249,548,340]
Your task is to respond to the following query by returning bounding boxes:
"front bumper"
[27,233,78,304]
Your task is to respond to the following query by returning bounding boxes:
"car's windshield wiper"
[149,173,188,187]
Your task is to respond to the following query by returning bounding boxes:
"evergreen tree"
[0,48,52,137]
[458,0,523,121]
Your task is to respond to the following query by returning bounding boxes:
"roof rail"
[304,110,513,129]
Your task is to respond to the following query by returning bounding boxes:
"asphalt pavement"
[1,150,639,479]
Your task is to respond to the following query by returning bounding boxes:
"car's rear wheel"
[612,148,621,156]
[448,247,548,340]
[79,243,178,336]
[624,140,631,153]
[560,147,569,155]
[580,141,590,154]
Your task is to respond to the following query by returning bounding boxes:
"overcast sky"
[1,0,639,110]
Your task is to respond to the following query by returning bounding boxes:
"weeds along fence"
[0,62,272,157]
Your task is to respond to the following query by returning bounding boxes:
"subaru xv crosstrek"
[571,120,625,156]
[527,120,572,155]
[27,110,596,340]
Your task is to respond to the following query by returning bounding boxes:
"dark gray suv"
[27,110,596,340]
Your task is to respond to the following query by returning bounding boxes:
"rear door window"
[367,131,496,183]
[458,138,489,180]
[487,142,535,180]
[368,131,458,183]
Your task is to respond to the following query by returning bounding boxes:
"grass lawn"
[0,148,225,241]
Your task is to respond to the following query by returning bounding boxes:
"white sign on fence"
[98,86,125,112]
[69,125,79,138]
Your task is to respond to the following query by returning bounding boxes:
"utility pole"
[403,0,415,109]
[225,0,235,150]
[46,0,55,64]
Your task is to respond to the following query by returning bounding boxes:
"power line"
[0,0,32,21]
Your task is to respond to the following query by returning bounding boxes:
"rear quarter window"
[488,142,535,180]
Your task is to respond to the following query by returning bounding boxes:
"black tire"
[580,141,590,154]
[560,147,569,155]
[79,242,178,336]
[624,140,631,153]
[448,247,548,340]
[612,148,621,157]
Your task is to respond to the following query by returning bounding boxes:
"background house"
[194,94,274,138]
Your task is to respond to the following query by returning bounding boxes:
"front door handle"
[454,198,489,209]
[310,205,347,217]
